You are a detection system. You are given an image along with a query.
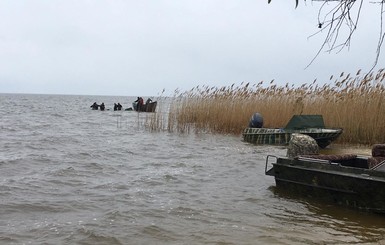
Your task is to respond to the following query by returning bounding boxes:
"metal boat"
[265,144,385,213]
[133,101,157,112]
[243,115,342,148]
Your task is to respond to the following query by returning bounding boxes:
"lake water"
[1,93,385,244]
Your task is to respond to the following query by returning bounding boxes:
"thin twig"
[305,0,385,70]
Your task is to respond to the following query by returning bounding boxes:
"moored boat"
[243,115,342,148]
[265,144,385,213]
[133,101,157,112]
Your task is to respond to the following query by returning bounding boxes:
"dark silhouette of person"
[100,103,105,111]
[117,103,122,110]
[114,103,118,111]
[144,98,152,111]
[135,97,144,111]
[90,102,99,110]
[134,97,140,111]
[139,97,144,111]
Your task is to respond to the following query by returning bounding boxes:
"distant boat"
[242,115,342,148]
[133,101,157,112]
[265,144,385,213]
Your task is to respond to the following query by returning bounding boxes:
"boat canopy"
[284,115,325,130]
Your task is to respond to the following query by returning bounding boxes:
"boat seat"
[296,154,357,161]
[372,144,385,157]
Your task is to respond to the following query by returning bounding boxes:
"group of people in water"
[90,102,105,111]
[90,102,122,111]
[90,97,153,111]
[113,103,123,111]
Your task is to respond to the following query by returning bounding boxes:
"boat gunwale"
[242,127,343,135]
[274,156,385,180]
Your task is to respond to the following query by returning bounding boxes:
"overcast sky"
[0,1,384,96]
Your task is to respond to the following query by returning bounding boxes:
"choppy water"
[1,93,385,245]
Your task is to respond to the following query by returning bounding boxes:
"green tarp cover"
[284,115,325,129]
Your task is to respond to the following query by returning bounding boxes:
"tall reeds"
[147,68,385,145]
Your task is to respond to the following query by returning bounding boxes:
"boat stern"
[265,155,277,176]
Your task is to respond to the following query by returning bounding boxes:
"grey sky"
[0,1,384,96]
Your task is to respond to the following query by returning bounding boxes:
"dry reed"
[147,68,385,145]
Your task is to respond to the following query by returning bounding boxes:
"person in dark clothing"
[117,103,122,110]
[134,97,140,111]
[90,102,99,110]
[139,97,144,111]
[114,103,118,111]
[100,103,105,111]
[134,97,144,111]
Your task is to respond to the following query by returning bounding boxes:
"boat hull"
[266,156,385,213]
[133,101,157,112]
[242,128,342,148]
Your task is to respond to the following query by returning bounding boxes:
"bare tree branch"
[269,0,385,69]
[373,1,385,71]
[306,0,364,68]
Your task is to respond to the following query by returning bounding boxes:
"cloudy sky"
[0,0,384,96]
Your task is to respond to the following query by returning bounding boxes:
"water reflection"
[268,186,385,244]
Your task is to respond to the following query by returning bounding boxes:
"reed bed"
[148,68,385,145]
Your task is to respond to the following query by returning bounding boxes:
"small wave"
[92,182,129,192]
[168,206,202,218]
[243,197,262,203]
[0,185,15,197]
[87,162,105,171]
[163,174,178,181]
[141,225,178,242]
[50,167,76,177]
[171,162,187,168]
[2,202,74,214]
[103,210,123,220]
[75,227,124,245]
[78,152,93,157]
[141,178,163,187]
[0,126,17,132]
[50,113,65,118]
[0,236,18,243]
[0,157,25,165]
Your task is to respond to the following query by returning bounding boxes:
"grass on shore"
[148,68,385,145]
